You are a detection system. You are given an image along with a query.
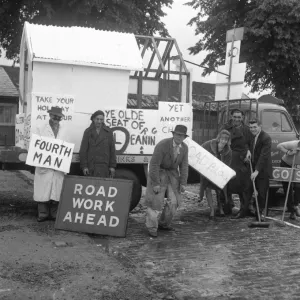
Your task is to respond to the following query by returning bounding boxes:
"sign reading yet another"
[272,167,300,183]
[184,137,236,189]
[26,133,74,173]
[55,176,133,237]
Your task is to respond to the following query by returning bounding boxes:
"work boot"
[158,224,175,231]
[290,212,296,220]
[148,230,158,237]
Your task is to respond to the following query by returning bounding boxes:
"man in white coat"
[34,106,67,222]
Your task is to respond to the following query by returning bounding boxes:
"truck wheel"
[114,168,142,211]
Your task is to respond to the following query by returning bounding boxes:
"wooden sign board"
[184,137,236,189]
[55,176,133,237]
[272,167,300,183]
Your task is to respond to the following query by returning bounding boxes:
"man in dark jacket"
[145,125,189,237]
[244,118,272,219]
[79,110,116,178]
[222,109,252,218]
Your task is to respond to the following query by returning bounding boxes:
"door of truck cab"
[259,109,298,167]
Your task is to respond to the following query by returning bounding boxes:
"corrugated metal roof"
[0,67,19,97]
[24,22,143,71]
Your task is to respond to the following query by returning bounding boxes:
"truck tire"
[114,168,142,211]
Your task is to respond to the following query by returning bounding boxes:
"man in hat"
[33,106,67,222]
[144,124,189,237]
[79,110,116,178]
[221,109,253,218]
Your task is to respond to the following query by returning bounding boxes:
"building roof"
[23,22,143,71]
[0,66,19,97]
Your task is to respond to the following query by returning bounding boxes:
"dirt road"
[1,170,300,300]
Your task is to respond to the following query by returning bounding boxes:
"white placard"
[31,93,75,125]
[184,137,236,189]
[225,40,241,65]
[104,108,158,155]
[215,84,244,101]
[15,113,25,148]
[26,134,75,173]
[216,63,246,85]
[157,102,193,142]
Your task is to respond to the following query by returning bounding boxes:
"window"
[262,111,292,132]
[0,105,17,126]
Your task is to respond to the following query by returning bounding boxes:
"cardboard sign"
[26,133,74,173]
[31,93,75,124]
[15,113,25,148]
[105,109,157,155]
[55,176,133,237]
[272,167,300,183]
[157,102,193,142]
[184,137,236,189]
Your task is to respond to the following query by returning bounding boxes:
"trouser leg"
[145,185,167,233]
[49,200,59,219]
[37,202,50,219]
[145,207,161,233]
[255,177,269,212]
[159,184,179,227]
[206,188,214,216]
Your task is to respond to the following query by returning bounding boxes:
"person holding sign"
[277,140,300,219]
[79,110,116,178]
[33,106,67,222]
[145,124,189,238]
[199,130,232,219]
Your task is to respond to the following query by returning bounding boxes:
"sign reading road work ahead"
[272,167,300,182]
[55,176,133,237]
[184,137,236,189]
[26,134,74,173]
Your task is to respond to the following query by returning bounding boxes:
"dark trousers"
[37,200,58,219]
[243,170,269,214]
[281,160,300,212]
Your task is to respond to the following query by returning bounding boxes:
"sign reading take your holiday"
[55,176,133,237]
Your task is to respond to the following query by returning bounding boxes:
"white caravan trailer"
[14,22,193,210]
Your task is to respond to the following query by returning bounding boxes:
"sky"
[162,0,263,97]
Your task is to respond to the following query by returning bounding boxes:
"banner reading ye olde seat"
[26,133,74,173]
[55,176,133,237]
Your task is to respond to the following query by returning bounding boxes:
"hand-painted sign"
[272,167,300,182]
[26,133,74,173]
[105,109,157,155]
[184,137,236,189]
[15,113,25,148]
[31,93,75,123]
[55,176,133,237]
[157,102,193,142]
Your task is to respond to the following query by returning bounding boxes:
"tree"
[186,0,300,112]
[0,0,173,60]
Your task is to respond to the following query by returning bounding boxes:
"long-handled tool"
[281,153,296,222]
[248,163,271,228]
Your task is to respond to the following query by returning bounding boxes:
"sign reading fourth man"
[55,176,133,237]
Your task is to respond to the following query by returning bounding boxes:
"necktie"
[252,135,258,161]
[174,145,179,162]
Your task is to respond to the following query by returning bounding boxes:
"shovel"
[248,163,271,228]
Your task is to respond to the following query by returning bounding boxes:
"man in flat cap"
[144,124,189,237]
[33,106,67,222]
[79,110,116,178]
